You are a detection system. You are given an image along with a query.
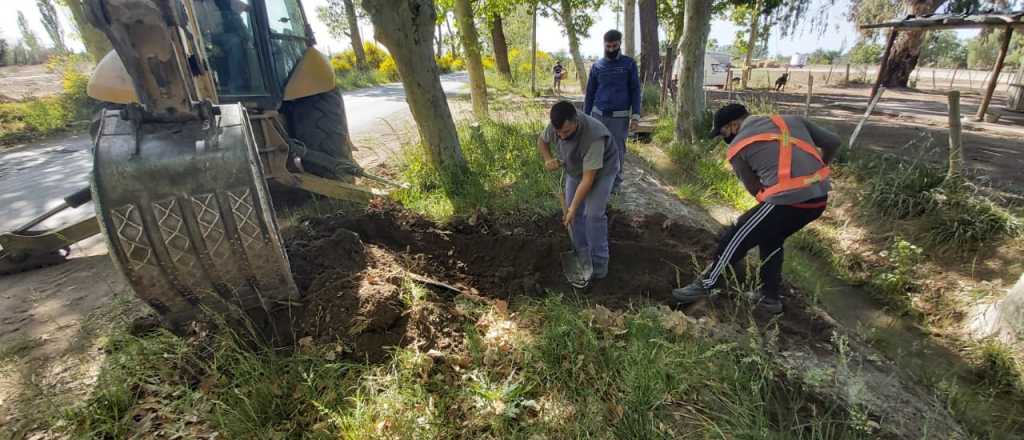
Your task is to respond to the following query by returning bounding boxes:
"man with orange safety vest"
[672,103,840,314]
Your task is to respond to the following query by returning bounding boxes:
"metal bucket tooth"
[92,104,299,336]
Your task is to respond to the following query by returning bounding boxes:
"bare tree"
[674,0,713,144]
[363,0,467,171]
[624,0,636,57]
[638,0,659,83]
[38,0,66,54]
[489,14,513,80]
[454,0,489,118]
[17,11,43,63]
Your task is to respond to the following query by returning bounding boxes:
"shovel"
[557,176,593,288]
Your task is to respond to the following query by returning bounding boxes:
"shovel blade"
[560,246,593,287]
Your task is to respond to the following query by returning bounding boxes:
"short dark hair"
[550,101,577,129]
[604,29,622,43]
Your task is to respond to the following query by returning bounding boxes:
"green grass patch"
[393,117,558,220]
[666,138,756,210]
[847,154,1022,248]
[335,68,391,91]
[61,295,872,438]
[1,56,95,145]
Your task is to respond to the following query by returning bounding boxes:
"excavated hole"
[282,202,718,362]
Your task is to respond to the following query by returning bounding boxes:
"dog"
[774,73,789,91]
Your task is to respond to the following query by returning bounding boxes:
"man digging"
[585,29,641,193]
[672,103,840,314]
[538,101,620,287]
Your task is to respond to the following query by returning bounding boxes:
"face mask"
[605,48,620,59]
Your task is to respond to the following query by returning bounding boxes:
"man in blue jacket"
[585,29,641,191]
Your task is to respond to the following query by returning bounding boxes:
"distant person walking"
[553,60,566,95]
[584,29,641,192]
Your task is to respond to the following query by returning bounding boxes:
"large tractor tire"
[280,89,355,181]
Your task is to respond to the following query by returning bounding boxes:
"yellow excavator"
[0,0,391,337]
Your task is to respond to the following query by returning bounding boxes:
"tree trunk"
[741,0,761,89]
[638,0,660,84]
[363,0,466,171]
[559,0,587,92]
[454,0,488,118]
[342,0,367,69]
[674,0,713,144]
[436,23,444,57]
[970,273,1024,344]
[881,0,944,87]
[531,4,538,95]
[61,0,112,62]
[490,14,513,81]
[624,0,636,57]
[445,15,460,57]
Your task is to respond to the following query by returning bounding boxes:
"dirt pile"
[283,202,717,361]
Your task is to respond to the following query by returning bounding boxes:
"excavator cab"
[0,0,393,341]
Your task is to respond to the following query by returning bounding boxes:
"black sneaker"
[755,296,783,314]
[743,290,784,314]
[672,280,710,305]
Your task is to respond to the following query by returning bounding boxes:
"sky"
[0,0,985,60]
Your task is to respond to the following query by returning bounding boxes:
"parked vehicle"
[672,51,734,88]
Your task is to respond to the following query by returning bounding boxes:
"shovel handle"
[556,172,574,238]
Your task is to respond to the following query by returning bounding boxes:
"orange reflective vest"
[726,115,831,202]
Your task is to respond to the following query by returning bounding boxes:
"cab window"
[264,0,310,89]
[194,0,267,97]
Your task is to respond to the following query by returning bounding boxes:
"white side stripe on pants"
[702,203,776,287]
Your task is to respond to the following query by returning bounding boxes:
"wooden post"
[967,70,973,89]
[948,91,964,179]
[660,45,674,112]
[826,64,835,85]
[870,29,897,99]
[849,87,885,150]
[976,27,1014,121]
[805,74,814,116]
[949,68,958,88]
[845,63,850,85]
[932,67,937,89]
[914,66,921,86]
[766,69,771,88]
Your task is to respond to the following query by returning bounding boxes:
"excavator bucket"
[92,105,299,336]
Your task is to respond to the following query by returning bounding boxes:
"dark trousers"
[700,199,826,298]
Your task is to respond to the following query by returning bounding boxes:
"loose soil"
[283,200,718,362]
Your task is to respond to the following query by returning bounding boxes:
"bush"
[853,155,1021,247]
[436,53,465,74]
[378,57,399,82]
[329,43,400,90]
[858,157,945,219]
[641,84,660,112]
[0,54,95,144]
[925,180,1023,246]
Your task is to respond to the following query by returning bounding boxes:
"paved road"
[0,73,469,245]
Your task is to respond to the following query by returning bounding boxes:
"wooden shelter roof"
[861,11,1024,31]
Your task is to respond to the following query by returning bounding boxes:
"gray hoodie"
[728,115,841,205]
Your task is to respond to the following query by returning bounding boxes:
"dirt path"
[708,87,1024,196]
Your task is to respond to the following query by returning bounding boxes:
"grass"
[59,293,874,438]
[335,68,391,91]
[848,154,1022,248]
[651,114,756,211]
[0,56,95,145]
[393,117,558,220]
